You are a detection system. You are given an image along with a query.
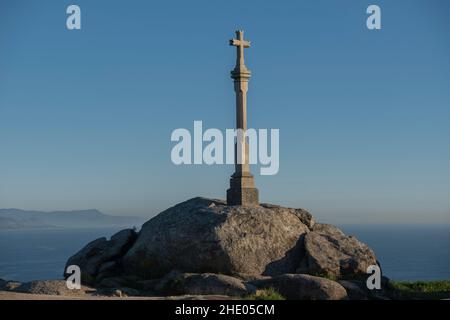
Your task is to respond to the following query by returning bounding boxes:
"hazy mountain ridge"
[0,209,145,229]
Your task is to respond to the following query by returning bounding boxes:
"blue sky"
[1,0,449,224]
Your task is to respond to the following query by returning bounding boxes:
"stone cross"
[229,30,250,73]
[226,30,259,207]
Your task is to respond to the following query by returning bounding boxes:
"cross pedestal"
[226,30,259,207]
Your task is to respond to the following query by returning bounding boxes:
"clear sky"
[1,0,449,224]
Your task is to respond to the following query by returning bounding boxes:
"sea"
[0,225,449,282]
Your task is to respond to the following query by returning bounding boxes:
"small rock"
[113,289,123,297]
[250,273,348,300]
[338,280,368,300]
[14,280,90,296]
[0,279,22,291]
[156,271,256,297]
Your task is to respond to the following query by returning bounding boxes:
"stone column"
[226,30,259,206]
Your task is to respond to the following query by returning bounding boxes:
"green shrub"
[245,288,285,300]
[389,280,450,299]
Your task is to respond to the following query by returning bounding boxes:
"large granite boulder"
[297,224,377,278]
[250,273,348,300]
[122,198,313,278]
[65,228,137,284]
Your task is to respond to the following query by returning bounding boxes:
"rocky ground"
[0,276,381,300]
[0,278,233,300]
[1,197,392,300]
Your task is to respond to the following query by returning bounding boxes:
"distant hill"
[0,208,146,230]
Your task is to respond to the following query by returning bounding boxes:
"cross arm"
[229,39,251,48]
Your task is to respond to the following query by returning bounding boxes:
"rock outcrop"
[63,197,381,299]
[297,224,378,277]
[65,228,137,284]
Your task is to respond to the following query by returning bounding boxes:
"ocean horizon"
[0,224,449,283]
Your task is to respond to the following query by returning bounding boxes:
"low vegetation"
[388,280,450,300]
[245,288,285,300]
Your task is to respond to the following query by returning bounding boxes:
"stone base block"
[227,187,259,206]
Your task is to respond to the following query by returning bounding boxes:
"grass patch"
[389,280,450,300]
[245,288,285,300]
[317,273,338,281]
